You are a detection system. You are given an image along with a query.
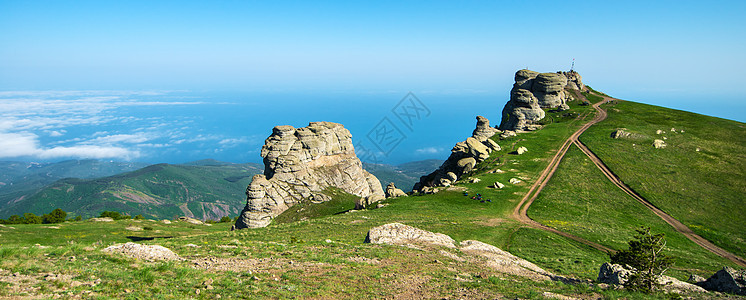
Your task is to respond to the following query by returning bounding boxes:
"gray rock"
[492,182,505,189]
[516,146,528,155]
[653,139,667,149]
[457,157,477,174]
[598,262,633,285]
[500,88,546,131]
[560,70,586,91]
[472,116,498,140]
[235,122,384,229]
[103,242,181,261]
[699,266,746,295]
[445,172,458,183]
[533,73,568,108]
[688,274,706,284]
[466,137,490,161]
[610,128,642,139]
[385,182,407,198]
[178,216,204,225]
[366,223,456,248]
[484,139,501,151]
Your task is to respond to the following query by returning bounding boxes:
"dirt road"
[511,95,746,267]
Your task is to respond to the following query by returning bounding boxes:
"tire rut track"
[510,95,746,267]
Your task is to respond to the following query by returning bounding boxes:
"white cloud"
[48,130,66,137]
[0,132,139,160]
[86,133,152,145]
[415,147,444,154]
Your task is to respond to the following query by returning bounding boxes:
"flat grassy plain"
[0,94,741,299]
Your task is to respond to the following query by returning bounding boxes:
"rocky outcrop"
[103,242,182,261]
[385,182,407,198]
[412,116,501,192]
[235,122,384,229]
[560,70,586,91]
[366,223,557,281]
[366,222,456,248]
[500,69,585,131]
[698,267,746,295]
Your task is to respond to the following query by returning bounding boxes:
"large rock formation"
[560,70,586,91]
[235,122,385,229]
[412,116,501,192]
[499,69,584,131]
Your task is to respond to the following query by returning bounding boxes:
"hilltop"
[0,73,744,298]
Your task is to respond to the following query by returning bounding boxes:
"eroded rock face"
[235,122,384,229]
[366,222,456,248]
[561,70,586,91]
[385,182,407,198]
[500,69,584,131]
[412,116,501,192]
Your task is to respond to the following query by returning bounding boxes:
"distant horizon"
[2,1,744,163]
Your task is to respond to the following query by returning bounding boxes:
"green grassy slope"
[1,163,262,220]
[530,146,735,278]
[579,100,746,256]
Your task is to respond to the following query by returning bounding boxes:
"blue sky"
[0,1,744,163]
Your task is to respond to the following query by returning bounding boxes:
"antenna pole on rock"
[570,58,575,71]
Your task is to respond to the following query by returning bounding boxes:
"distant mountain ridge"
[0,158,440,220]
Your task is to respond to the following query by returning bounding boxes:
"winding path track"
[511,95,746,267]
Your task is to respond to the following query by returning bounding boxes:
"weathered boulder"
[412,116,502,192]
[492,181,505,189]
[235,122,384,229]
[103,242,181,261]
[699,267,746,295]
[460,240,552,279]
[516,146,528,155]
[366,223,456,248]
[653,139,667,149]
[509,178,522,184]
[610,128,643,139]
[356,194,386,210]
[178,216,204,225]
[472,115,499,141]
[457,157,477,174]
[598,262,633,285]
[385,182,407,198]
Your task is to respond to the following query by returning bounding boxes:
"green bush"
[610,227,674,293]
[134,214,145,220]
[43,208,67,224]
[99,211,132,220]
[23,213,42,224]
[219,216,232,223]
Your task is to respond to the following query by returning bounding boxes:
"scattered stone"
[185,244,200,248]
[325,239,332,243]
[696,147,701,152]
[385,182,407,198]
[469,178,481,183]
[161,220,172,224]
[125,226,143,231]
[355,194,385,210]
[460,240,553,280]
[653,139,667,149]
[698,266,746,295]
[500,131,517,139]
[484,139,501,151]
[366,223,456,249]
[516,147,528,155]
[542,292,579,300]
[656,130,664,135]
[178,217,204,225]
[236,122,384,229]
[492,182,505,189]
[509,178,521,184]
[610,128,643,139]
[103,242,181,261]
[88,217,113,222]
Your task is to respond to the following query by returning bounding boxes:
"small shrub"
[134,214,145,220]
[610,227,674,293]
[23,213,42,224]
[219,216,232,223]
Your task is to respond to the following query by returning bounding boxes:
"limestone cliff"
[412,116,501,192]
[235,122,385,229]
[499,69,584,131]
